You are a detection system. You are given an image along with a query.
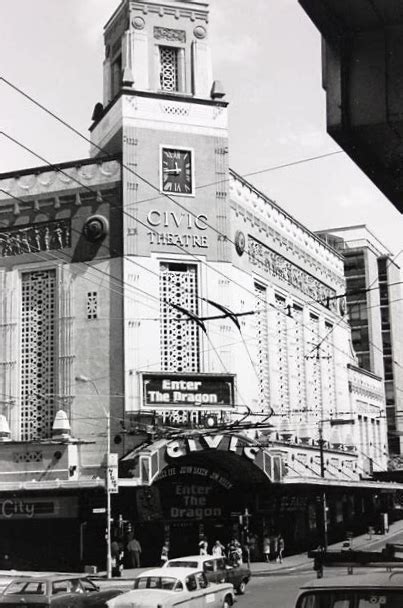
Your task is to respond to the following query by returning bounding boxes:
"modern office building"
[318,226,403,456]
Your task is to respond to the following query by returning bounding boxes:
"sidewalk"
[109,519,403,580]
[249,518,403,576]
[1,521,403,583]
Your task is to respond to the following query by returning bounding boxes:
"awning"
[0,479,105,493]
[120,434,285,486]
[283,476,403,491]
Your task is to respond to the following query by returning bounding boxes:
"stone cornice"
[0,159,121,202]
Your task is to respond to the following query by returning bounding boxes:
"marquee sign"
[142,373,235,408]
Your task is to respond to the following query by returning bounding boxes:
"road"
[239,572,315,608]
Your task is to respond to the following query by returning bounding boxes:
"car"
[0,575,125,608]
[295,571,403,607]
[163,555,251,595]
[106,567,235,608]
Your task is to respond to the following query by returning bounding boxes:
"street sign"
[92,507,106,514]
[106,453,119,494]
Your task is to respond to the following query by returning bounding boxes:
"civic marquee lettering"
[145,210,209,249]
[166,435,260,461]
[248,236,337,312]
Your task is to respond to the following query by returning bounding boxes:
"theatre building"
[0,0,400,570]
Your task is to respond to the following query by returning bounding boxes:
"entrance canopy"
[120,433,284,486]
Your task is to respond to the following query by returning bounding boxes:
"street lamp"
[318,418,355,550]
[76,375,112,579]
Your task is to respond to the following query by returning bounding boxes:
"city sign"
[142,373,235,408]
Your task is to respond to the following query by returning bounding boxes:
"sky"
[1,0,403,256]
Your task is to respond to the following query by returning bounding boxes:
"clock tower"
[90,0,231,411]
[90,0,229,258]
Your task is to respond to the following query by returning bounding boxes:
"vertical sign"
[107,453,119,494]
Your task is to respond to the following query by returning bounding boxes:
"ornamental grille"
[160,263,199,372]
[160,46,179,91]
[275,294,289,415]
[292,306,306,412]
[324,321,335,414]
[254,283,270,412]
[307,314,322,429]
[87,292,98,320]
[20,269,56,441]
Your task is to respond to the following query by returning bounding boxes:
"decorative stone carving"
[132,16,145,29]
[193,25,207,39]
[154,26,186,42]
[0,220,71,258]
[248,236,338,312]
[83,215,109,242]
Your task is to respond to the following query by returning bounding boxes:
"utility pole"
[318,424,328,550]
[105,410,112,579]
[76,375,113,578]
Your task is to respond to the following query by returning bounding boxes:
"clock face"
[161,148,193,195]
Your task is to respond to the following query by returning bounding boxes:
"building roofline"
[317,225,394,258]
[229,168,344,261]
[347,363,383,383]
[0,154,122,182]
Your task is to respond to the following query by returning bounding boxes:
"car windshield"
[4,581,46,595]
[166,561,198,568]
[298,591,403,608]
[133,577,182,591]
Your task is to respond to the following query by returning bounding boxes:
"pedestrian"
[212,540,225,557]
[111,540,124,577]
[227,538,242,566]
[263,535,270,563]
[198,536,209,555]
[269,533,278,562]
[277,534,285,563]
[127,536,142,568]
[160,541,169,566]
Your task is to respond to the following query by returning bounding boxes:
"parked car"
[295,571,403,607]
[107,567,235,608]
[0,575,125,608]
[163,554,251,594]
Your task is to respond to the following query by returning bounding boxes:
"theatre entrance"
[127,449,270,563]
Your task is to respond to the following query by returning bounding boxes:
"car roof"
[8,575,89,582]
[136,567,203,578]
[167,556,215,562]
[300,571,403,590]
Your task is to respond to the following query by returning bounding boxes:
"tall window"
[274,294,289,416]
[160,46,179,92]
[254,283,270,412]
[111,54,122,99]
[20,269,56,440]
[345,251,371,371]
[160,263,199,372]
[306,313,322,424]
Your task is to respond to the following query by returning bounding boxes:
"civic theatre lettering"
[248,236,337,312]
[0,220,71,257]
[166,434,260,462]
[146,210,208,249]
[143,373,234,407]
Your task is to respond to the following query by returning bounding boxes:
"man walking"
[127,536,142,568]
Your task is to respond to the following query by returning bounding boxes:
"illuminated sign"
[142,373,234,408]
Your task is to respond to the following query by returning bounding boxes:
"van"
[295,571,403,608]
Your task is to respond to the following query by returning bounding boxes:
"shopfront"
[117,436,403,566]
